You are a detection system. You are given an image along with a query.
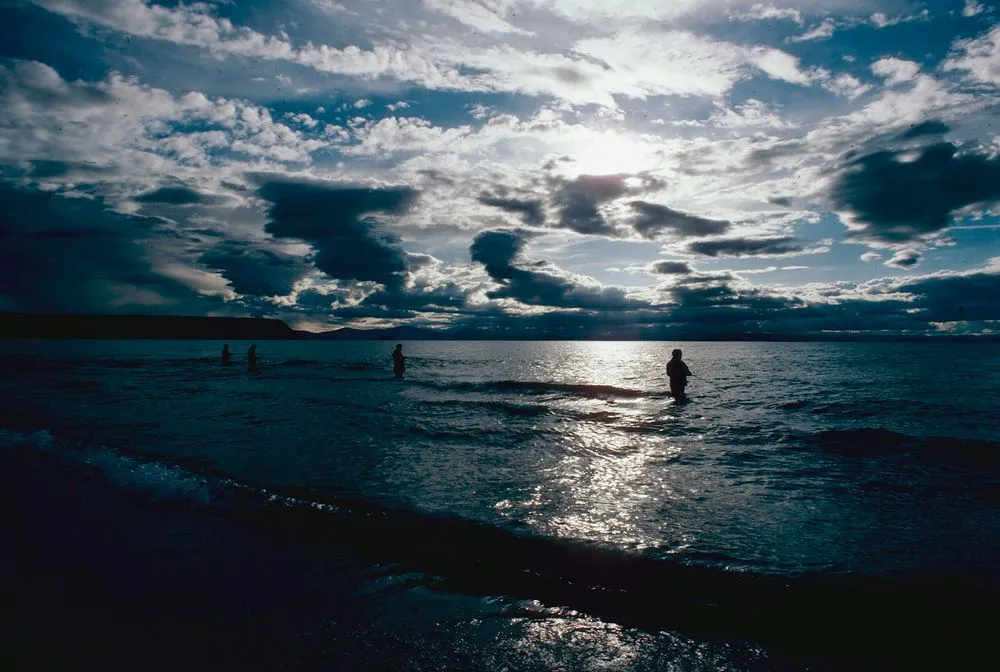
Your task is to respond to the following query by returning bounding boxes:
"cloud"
[135,186,211,205]
[871,57,922,86]
[0,183,213,313]
[897,267,1000,322]
[549,174,631,236]
[630,201,731,239]
[818,73,872,100]
[687,236,805,257]
[423,0,531,35]
[830,142,1000,245]
[860,251,883,262]
[198,241,311,297]
[470,230,640,310]
[649,261,694,275]
[789,19,837,43]
[963,1,985,18]
[256,178,419,290]
[943,23,1000,87]
[898,120,951,140]
[729,4,803,24]
[885,249,921,269]
[478,193,546,226]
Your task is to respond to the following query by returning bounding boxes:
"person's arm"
[684,362,692,376]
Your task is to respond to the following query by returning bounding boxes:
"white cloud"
[819,72,873,100]
[963,0,985,17]
[870,10,929,29]
[729,3,803,25]
[943,24,1000,87]
[422,0,531,35]
[0,60,329,192]
[746,46,812,85]
[572,31,812,102]
[353,98,372,109]
[710,99,795,129]
[343,116,474,156]
[861,251,882,262]
[307,0,347,13]
[387,101,410,111]
[789,19,837,43]
[871,57,921,85]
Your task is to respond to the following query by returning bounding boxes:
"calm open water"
[3,340,999,670]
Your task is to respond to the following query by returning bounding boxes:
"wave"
[2,425,997,658]
[415,379,651,400]
[791,427,1000,467]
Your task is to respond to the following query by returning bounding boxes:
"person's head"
[672,349,682,359]
[223,344,229,349]
[395,343,403,351]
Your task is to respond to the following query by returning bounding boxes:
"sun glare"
[571,132,655,176]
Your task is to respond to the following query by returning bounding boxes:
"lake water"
[3,339,999,670]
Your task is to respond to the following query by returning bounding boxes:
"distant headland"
[0,312,299,340]
[1,311,998,342]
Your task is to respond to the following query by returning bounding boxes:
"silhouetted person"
[248,343,257,369]
[392,343,406,378]
[666,348,692,398]
[221,343,231,365]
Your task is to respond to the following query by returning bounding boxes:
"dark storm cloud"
[687,236,804,257]
[135,186,211,205]
[898,120,950,140]
[830,142,1000,244]
[767,196,793,207]
[0,183,209,314]
[630,201,731,239]
[295,289,350,308]
[470,230,640,311]
[332,305,417,319]
[650,261,694,275]
[549,174,632,236]
[478,194,546,226]
[898,269,1000,322]
[255,178,419,290]
[199,241,311,297]
[360,284,469,311]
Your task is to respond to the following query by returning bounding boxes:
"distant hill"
[4,311,998,342]
[295,325,1000,342]
[0,312,301,340]
[296,325,458,340]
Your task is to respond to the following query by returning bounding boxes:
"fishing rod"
[692,373,722,388]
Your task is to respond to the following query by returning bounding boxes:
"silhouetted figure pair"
[221,344,232,365]
[392,343,406,378]
[667,349,692,398]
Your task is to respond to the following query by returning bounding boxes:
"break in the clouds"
[2,0,1000,337]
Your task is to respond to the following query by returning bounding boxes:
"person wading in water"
[666,348,692,398]
[392,343,406,378]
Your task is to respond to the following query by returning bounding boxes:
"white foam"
[0,428,54,450]
[83,451,214,505]
[1,426,213,505]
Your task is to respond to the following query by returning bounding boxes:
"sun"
[571,131,656,176]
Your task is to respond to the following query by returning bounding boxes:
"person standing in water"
[221,343,231,365]
[666,348,692,398]
[392,343,406,378]
[248,343,257,369]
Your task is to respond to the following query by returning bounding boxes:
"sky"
[1,0,999,338]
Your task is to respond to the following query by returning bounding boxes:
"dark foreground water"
[3,340,999,670]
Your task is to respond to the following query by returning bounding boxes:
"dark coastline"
[2,312,999,342]
[0,312,299,340]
